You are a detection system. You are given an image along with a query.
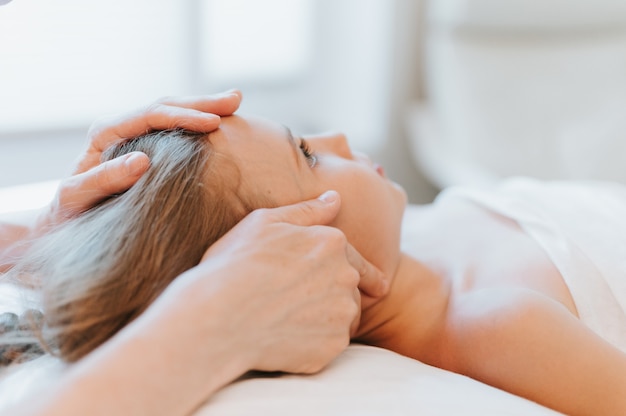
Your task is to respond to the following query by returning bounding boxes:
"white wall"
[0,0,197,187]
[0,0,194,132]
[412,0,626,188]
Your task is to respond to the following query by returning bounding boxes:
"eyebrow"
[284,125,301,168]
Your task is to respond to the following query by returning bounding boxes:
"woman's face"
[209,115,407,278]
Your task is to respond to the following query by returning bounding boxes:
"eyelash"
[299,139,317,167]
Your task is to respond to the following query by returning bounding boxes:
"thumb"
[57,152,150,216]
[267,190,341,227]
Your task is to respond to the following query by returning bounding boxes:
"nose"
[307,132,353,159]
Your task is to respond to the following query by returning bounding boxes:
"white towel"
[437,177,626,352]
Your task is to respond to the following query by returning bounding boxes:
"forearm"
[12,268,254,416]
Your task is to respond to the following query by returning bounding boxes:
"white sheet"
[196,344,560,416]
[0,182,561,415]
[437,177,626,352]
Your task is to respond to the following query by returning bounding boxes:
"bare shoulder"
[436,287,553,369]
[438,287,626,416]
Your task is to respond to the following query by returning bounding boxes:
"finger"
[90,107,220,151]
[87,90,242,152]
[263,190,342,227]
[346,243,389,298]
[158,89,242,116]
[59,152,150,215]
[112,105,221,138]
[76,107,218,175]
[349,287,362,337]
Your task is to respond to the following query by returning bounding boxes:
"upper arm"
[442,288,626,416]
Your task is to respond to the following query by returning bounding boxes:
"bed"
[0,181,562,415]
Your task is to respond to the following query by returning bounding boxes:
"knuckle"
[311,364,325,374]
[328,227,347,242]
[330,334,351,357]
[340,266,360,287]
[339,296,359,322]
[96,162,114,190]
[86,116,109,138]
[295,201,316,218]
[318,226,346,248]
[54,181,80,217]
[58,176,79,197]
[145,102,163,114]
[356,260,368,280]
[247,208,271,223]
[305,361,326,374]
[155,95,174,105]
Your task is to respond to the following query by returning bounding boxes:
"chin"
[399,185,409,204]
[392,185,408,219]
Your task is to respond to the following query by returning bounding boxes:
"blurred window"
[0,0,191,132]
[199,0,313,86]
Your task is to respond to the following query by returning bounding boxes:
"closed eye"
[299,139,317,168]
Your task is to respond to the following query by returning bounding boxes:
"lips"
[373,163,385,178]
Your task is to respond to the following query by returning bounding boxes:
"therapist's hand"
[166,190,387,376]
[2,191,388,416]
[45,91,242,226]
[75,91,241,175]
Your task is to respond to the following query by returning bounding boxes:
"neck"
[353,252,451,364]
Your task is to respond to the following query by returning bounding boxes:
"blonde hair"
[2,129,248,363]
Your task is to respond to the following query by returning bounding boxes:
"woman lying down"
[2,113,625,416]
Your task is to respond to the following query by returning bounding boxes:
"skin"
[211,114,626,416]
[210,115,405,306]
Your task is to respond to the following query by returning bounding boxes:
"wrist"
[43,277,255,416]
[140,265,258,386]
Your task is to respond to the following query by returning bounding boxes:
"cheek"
[240,162,305,208]
[329,172,405,277]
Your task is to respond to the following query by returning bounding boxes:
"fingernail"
[124,152,148,176]
[223,88,241,98]
[318,190,338,204]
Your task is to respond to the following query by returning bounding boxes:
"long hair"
[2,129,247,363]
